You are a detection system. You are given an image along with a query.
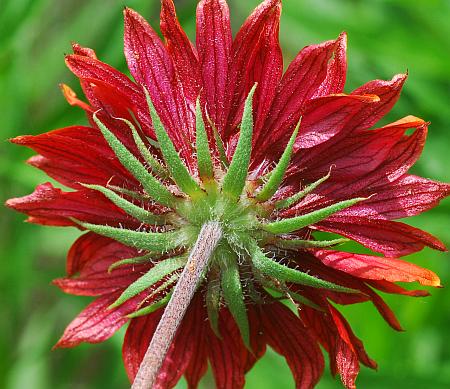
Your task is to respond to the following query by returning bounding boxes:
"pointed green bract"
[249,241,358,293]
[206,274,221,338]
[262,277,323,310]
[117,117,169,179]
[256,119,301,202]
[221,84,257,201]
[147,273,179,301]
[81,184,165,225]
[144,89,204,199]
[106,185,148,201]
[108,253,154,273]
[135,272,179,309]
[127,292,173,318]
[72,219,188,252]
[263,197,366,234]
[195,97,214,180]
[275,169,332,210]
[220,255,250,348]
[208,114,229,169]
[110,256,186,309]
[288,290,323,311]
[93,113,176,208]
[276,238,349,250]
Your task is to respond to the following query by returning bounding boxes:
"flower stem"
[131,221,222,389]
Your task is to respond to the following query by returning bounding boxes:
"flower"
[6,0,450,388]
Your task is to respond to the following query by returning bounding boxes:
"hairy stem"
[131,221,222,389]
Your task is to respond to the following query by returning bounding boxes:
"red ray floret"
[6,0,450,388]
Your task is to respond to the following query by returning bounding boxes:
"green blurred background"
[1,0,450,387]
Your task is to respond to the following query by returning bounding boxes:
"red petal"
[54,235,147,296]
[184,299,209,388]
[243,306,267,372]
[341,174,450,220]
[368,280,430,297]
[122,298,205,387]
[294,253,403,331]
[160,0,200,102]
[312,32,347,97]
[65,54,149,127]
[301,303,376,389]
[54,293,136,348]
[294,94,379,149]
[318,217,446,257]
[223,0,283,141]
[122,310,162,382]
[289,115,424,184]
[261,35,345,147]
[284,121,430,220]
[261,301,324,389]
[72,42,97,59]
[6,183,133,227]
[196,0,232,131]
[350,73,407,131]
[124,8,194,164]
[313,249,441,286]
[206,310,247,389]
[154,306,199,389]
[59,83,93,112]
[11,126,136,189]
[327,306,377,370]
[66,232,134,276]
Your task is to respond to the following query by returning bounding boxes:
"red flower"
[6,0,450,388]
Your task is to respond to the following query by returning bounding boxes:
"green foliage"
[221,84,257,201]
[1,0,450,388]
[219,249,250,348]
[93,114,177,207]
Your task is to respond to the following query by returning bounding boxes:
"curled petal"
[368,280,430,297]
[313,249,441,286]
[300,303,376,389]
[350,73,407,131]
[72,42,97,59]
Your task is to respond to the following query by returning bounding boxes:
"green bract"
[83,87,365,343]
